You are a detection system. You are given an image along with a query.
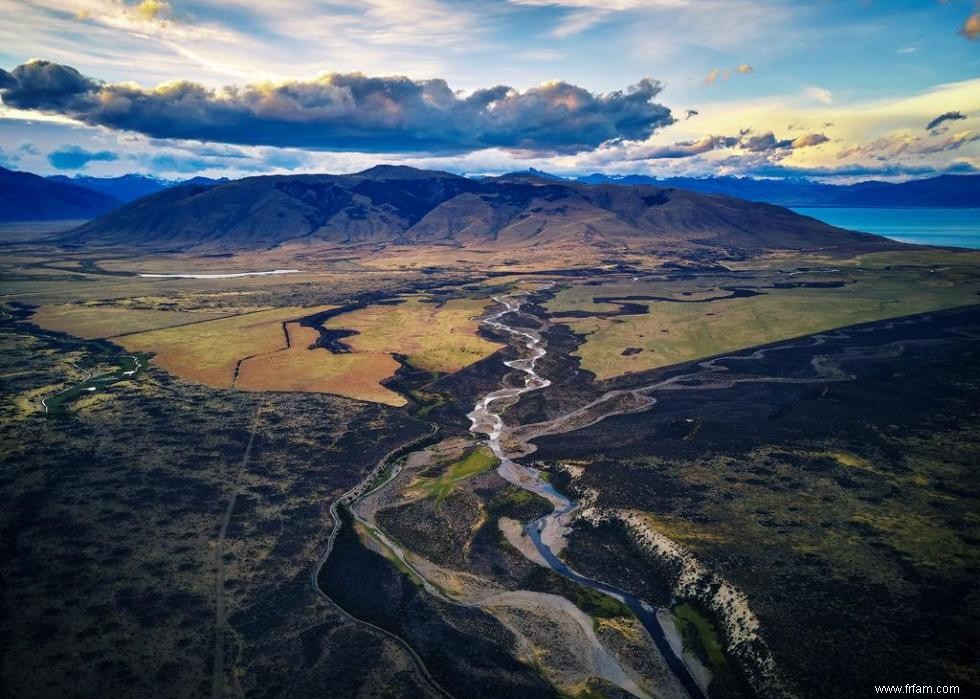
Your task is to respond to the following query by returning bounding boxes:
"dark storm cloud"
[1,61,98,108]
[47,145,119,170]
[925,111,966,131]
[0,60,674,154]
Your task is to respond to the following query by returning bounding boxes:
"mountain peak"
[354,164,461,180]
[497,167,565,182]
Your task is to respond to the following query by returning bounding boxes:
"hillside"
[64,165,887,254]
[0,166,121,221]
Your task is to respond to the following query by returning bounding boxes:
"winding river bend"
[313,290,708,699]
[467,292,706,699]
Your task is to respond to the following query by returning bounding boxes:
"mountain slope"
[0,166,122,221]
[65,165,889,253]
[47,174,168,203]
[830,175,980,207]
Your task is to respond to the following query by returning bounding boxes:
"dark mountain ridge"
[575,173,980,208]
[0,166,121,221]
[66,165,888,254]
[46,173,230,204]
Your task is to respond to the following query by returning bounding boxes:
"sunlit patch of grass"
[594,615,643,643]
[30,304,235,339]
[117,305,334,388]
[408,446,498,504]
[547,261,980,379]
[674,603,728,672]
[324,295,501,374]
[847,511,973,571]
[237,321,405,405]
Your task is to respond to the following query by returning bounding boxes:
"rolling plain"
[1,174,979,699]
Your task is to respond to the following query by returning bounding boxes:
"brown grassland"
[326,296,500,373]
[29,303,235,339]
[239,296,502,405]
[116,305,334,388]
[236,323,405,405]
[548,257,980,380]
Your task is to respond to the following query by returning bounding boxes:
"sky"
[0,0,978,182]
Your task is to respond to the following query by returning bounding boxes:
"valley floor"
[2,237,979,698]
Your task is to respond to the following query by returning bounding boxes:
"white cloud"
[509,0,688,37]
[804,86,833,105]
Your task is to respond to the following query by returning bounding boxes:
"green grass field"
[673,603,728,673]
[547,261,980,380]
[409,446,498,503]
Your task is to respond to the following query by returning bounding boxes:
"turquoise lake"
[792,208,980,249]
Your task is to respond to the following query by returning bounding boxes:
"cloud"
[149,140,252,159]
[961,12,980,40]
[0,140,42,164]
[925,110,966,131]
[804,86,833,104]
[0,146,17,168]
[838,130,979,159]
[0,60,674,154]
[918,130,980,154]
[507,0,686,37]
[623,135,738,159]
[47,144,119,169]
[704,63,753,85]
[789,132,830,148]
[595,129,829,163]
[133,0,171,21]
[742,130,829,152]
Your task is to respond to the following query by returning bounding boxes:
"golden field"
[116,306,334,388]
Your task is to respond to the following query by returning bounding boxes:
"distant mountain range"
[0,166,122,221]
[47,173,228,203]
[4,165,973,243]
[64,165,887,254]
[0,167,230,222]
[574,173,980,208]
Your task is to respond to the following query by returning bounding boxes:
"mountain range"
[0,167,229,222]
[0,166,122,221]
[46,173,228,203]
[63,165,885,254]
[2,166,975,226]
[574,173,980,208]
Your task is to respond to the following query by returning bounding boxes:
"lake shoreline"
[792,207,980,249]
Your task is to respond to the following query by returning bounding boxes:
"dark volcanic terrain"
[526,304,980,697]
